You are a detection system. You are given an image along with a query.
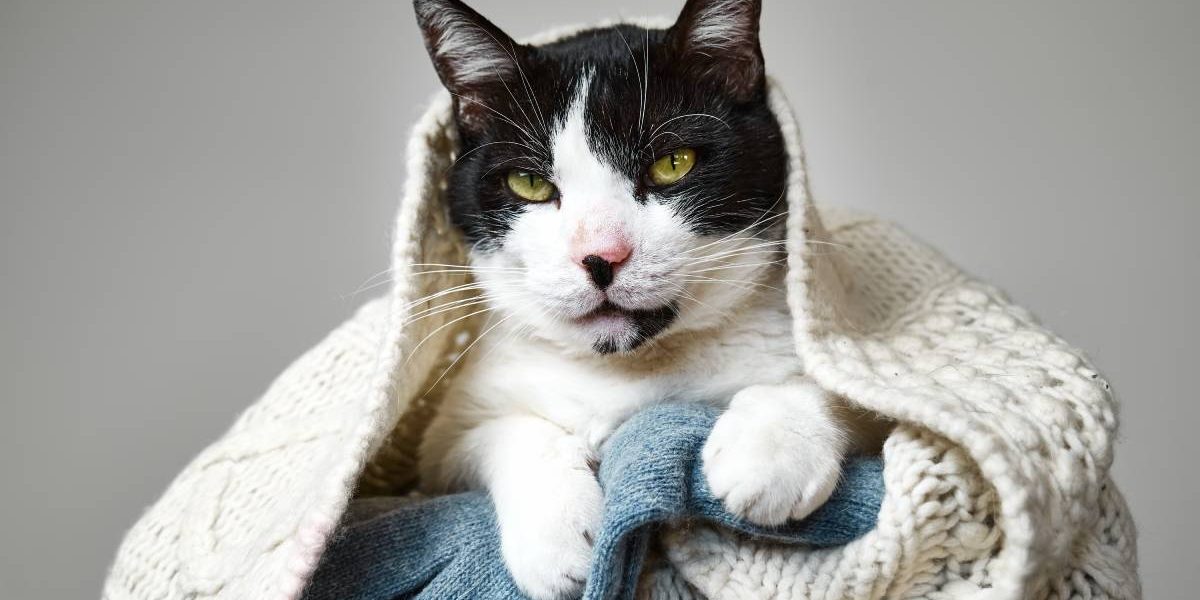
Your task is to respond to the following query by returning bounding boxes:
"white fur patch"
[550,74,636,240]
[702,381,847,525]
[472,417,600,599]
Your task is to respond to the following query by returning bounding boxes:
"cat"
[411,1,880,598]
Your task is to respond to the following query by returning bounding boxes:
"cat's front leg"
[702,380,848,526]
[470,416,602,600]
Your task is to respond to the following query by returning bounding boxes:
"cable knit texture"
[103,24,1140,600]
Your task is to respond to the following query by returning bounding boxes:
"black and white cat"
[412,1,875,598]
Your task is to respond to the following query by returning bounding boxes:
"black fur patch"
[590,301,681,354]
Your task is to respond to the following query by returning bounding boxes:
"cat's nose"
[577,244,631,289]
[582,255,616,289]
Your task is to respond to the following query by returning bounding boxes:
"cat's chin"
[572,301,679,355]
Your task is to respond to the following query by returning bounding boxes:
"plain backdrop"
[2,0,1197,597]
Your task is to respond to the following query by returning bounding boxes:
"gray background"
[2,0,1196,597]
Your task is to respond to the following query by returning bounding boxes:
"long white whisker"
[683,240,788,263]
[450,92,547,153]
[411,268,524,277]
[403,282,504,309]
[480,155,544,180]
[449,140,543,172]
[421,311,517,396]
[406,289,526,323]
[684,249,786,268]
[647,112,733,141]
[468,24,549,139]
[408,262,529,271]
[683,208,789,255]
[681,275,782,292]
[401,305,501,369]
[689,259,786,275]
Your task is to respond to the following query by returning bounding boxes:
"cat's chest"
[458,293,802,442]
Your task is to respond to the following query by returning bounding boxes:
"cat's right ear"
[668,0,766,102]
[413,0,521,130]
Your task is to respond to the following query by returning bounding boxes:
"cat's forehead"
[471,27,725,156]
[533,26,669,76]
[491,27,683,127]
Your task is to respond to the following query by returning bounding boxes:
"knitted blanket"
[103,23,1140,600]
[300,403,884,600]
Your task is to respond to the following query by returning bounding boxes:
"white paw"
[702,383,846,526]
[497,444,603,599]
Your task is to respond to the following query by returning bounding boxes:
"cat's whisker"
[660,280,721,316]
[480,155,546,180]
[407,296,496,321]
[683,250,786,269]
[420,310,518,397]
[648,112,729,139]
[406,289,522,316]
[677,239,787,265]
[512,60,551,138]
[477,312,533,364]
[490,64,546,145]
[674,192,738,221]
[408,262,529,271]
[648,131,685,150]
[401,304,507,370]
[641,28,650,140]
[410,268,526,277]
[449,140,544,173]
[688,259,786,275]
[342,265,400,298]
[681,275,782,293]
[349,265,394,289]
[688,240,788,261]
[466,24,551,139]
[682,208,789,255]
[403,281,510,310]
[407,300,504,326]
[612,26,646,142]
[406,289,527,323]
[451,92,548,154]
[403,279,523,311]
[342,278,393,298]
[699,237,789,251]
[683,236,784,252]
[802,239,857,256]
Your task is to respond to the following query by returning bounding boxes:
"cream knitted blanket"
[103,48,1140,600]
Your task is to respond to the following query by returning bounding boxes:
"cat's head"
[414,0,787,355]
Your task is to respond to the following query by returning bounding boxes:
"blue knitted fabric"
[302,403,885,600]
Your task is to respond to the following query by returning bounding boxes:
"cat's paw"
[497,451,602,599]
[702,383,845,526]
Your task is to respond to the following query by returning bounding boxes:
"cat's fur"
[412,1,875,598]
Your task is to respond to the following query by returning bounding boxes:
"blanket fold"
[301,403,884,600]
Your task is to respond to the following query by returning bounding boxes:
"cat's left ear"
[668,0,766,101]
[413,0,523,130]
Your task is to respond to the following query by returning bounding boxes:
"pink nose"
[571,241,631,267]
[571,239,632,290]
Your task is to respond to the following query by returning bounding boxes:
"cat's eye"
[648,148,697,186]
[506,170,556,202]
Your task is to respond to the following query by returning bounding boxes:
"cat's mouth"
[574,301,679,354]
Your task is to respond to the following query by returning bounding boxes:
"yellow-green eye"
[648,148,697,186]
[506,170,556,202]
